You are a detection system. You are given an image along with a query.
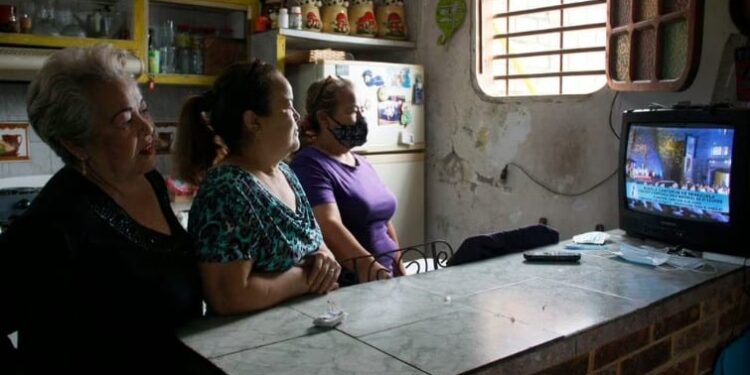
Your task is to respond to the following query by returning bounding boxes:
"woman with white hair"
[0,45,223,374]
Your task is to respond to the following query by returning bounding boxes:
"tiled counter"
[179,231,750,375]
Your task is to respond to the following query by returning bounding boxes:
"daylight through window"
[476,0,607,97]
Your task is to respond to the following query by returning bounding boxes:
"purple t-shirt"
[291,147,398,272]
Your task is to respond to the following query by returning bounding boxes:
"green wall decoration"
[436,0,466,46]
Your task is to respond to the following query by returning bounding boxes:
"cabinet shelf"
[0,32,138,52]
[255,29,416,52]
[142,74,216,86]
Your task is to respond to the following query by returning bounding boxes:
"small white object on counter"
[314,300,347,328]
[572,231,610,245]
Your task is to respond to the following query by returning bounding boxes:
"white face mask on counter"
[615,243,670,266]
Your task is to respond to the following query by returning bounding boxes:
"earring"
[79,158,87,176]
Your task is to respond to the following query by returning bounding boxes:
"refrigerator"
[287,60,425,248]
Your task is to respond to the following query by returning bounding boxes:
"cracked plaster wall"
[417,1,740,247]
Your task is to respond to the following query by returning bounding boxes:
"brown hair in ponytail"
[174,59,277,185]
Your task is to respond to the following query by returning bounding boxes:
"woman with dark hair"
[174,60,340,315]
[0,45,223,374]
[291,76,406,285]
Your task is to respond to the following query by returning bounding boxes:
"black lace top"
[0,167,223,374]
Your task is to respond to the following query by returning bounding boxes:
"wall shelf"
[251,28,415,72]
[267,29,415,52]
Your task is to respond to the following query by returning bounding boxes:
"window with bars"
[476,0,607,97]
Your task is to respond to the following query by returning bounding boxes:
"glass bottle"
[34,0,59,36]
[190,30,203,75]
[160,20,176,74]
[290,6,302,30]
[279,8,289,29]
[176,24,191,74]
[148,27,160,74]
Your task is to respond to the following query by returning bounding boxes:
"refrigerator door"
[287,61,424,153]
[361,152,425,248]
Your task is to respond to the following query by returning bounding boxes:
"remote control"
[523,250,581,262]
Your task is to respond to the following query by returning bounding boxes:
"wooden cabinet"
[0,0,146,56]
[249,2,420,72]
[0,0,260,86]
[143,0,259,86]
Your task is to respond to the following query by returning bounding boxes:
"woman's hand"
[358,261,392,283]
[305,248,341,294]
[394,260,408,277]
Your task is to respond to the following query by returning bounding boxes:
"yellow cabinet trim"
[152,0,258,11]
[141,74,216,86]
[0,33,138,51]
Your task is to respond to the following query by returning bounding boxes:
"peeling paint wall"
[417,1,739,246]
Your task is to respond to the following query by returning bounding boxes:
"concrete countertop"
[179,230,743,375]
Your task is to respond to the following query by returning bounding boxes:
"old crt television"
[619,107,749,257]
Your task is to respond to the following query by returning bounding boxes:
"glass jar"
[290,6,303,30]
[190,33,203,75]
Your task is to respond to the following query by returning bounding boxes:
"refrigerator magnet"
[335,64,350,76]
[378,97,405,126]
[362,70,384,87]
[400,103,413,126]
[413,75,424,105]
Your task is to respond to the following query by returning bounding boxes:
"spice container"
[279,8,289,29]
[290,6,302,30]
[19,14,31,33]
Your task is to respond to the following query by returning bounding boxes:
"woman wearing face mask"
[291,76,406,285]
[175,60,340,315]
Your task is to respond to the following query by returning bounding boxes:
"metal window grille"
[478,0,607,96]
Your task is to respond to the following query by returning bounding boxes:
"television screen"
[625,125,734,224]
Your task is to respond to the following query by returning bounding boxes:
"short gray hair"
[27,44,132,165]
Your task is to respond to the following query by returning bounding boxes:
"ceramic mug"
[321,5,349,34]
[349,4,376,37]
[376,5,407,40]
[302,4,322,32]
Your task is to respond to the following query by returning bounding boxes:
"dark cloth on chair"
[447,225,559,266]
[0,167,224,375]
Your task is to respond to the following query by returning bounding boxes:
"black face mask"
[328,114,368,149]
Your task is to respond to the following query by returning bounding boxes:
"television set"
[619,107,750,257]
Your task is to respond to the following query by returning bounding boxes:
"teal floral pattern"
[188,163,322,272]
